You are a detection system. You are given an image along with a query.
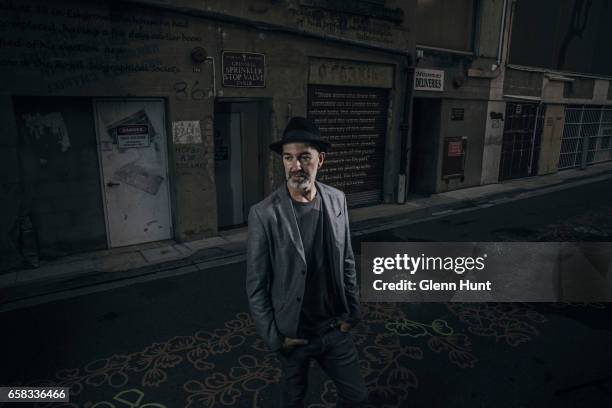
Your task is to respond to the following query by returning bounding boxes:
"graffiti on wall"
[175,145,206,175]
[291,7,396,44]
[0,0,203,93]
[22,112,71,152]
[172,120,207,176]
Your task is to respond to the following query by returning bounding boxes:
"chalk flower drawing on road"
[446,303,546,347]
[18,304,612,407]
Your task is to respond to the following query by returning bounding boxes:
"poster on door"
[106,110,157,150]
[117,124,150,148]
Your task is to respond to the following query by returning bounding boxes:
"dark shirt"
[291,191,338,337]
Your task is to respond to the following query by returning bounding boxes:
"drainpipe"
[579,107,590,170]
[397,56,415,204]
[528,102,543,176]
[496,0,509,68]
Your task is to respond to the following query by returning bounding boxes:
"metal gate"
[558,105,612,170]
[499,102,545,181]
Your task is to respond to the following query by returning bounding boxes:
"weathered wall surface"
[0,0,413,258]
[503,69,543,98]
[12,96,107,255]
[436,99,487,192]
[480,100,506,184]
[136,0,413,50]
[408,0,503,194]
[507,67,612,106]
[211,18,410,204]
[0,0,217,247]
[538,104,565,175]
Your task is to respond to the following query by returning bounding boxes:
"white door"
[94,99,173,247]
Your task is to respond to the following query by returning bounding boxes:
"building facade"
[2,0,611,266]
[408,0,501,195]
[0,0,415,262]
[500,0,612,178]
[409,0,612,195]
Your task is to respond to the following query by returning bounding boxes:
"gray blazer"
[245,181,361,351]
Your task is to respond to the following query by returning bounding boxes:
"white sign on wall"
[414,68,444,92]
[172,120,202,144]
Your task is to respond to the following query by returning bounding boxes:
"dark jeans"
[277,324,368,408]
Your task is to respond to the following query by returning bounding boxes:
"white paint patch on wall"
[172,120,202,144]
[22,112,71,152]
[480,101,506,185]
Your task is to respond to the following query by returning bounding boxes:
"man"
[246,116,368,407]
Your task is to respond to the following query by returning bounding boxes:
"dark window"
[416,0,476,51]
[509,0,612,76]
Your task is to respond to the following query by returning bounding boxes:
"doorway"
[214,100,270,228]
[499,102,545,181]
[93,99,173,248]
[13,96,107,254]
[409,98,441,195]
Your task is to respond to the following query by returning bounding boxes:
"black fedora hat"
[269,116,331,154]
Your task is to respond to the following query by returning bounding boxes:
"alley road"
[1,178,611,407]
[356,178,612,244]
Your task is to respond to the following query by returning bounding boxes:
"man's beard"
[287,171,314,190]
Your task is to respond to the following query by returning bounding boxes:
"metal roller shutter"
[307,84,389,207]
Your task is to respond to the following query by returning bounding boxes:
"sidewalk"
[350,161,612,235]
[2,162,611,304]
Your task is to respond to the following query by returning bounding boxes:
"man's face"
[282,142,325,191]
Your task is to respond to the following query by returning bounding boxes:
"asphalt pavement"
[1,178,612,407]
[1,260,612,408]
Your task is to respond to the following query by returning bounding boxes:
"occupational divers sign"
[414,68,444,92]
